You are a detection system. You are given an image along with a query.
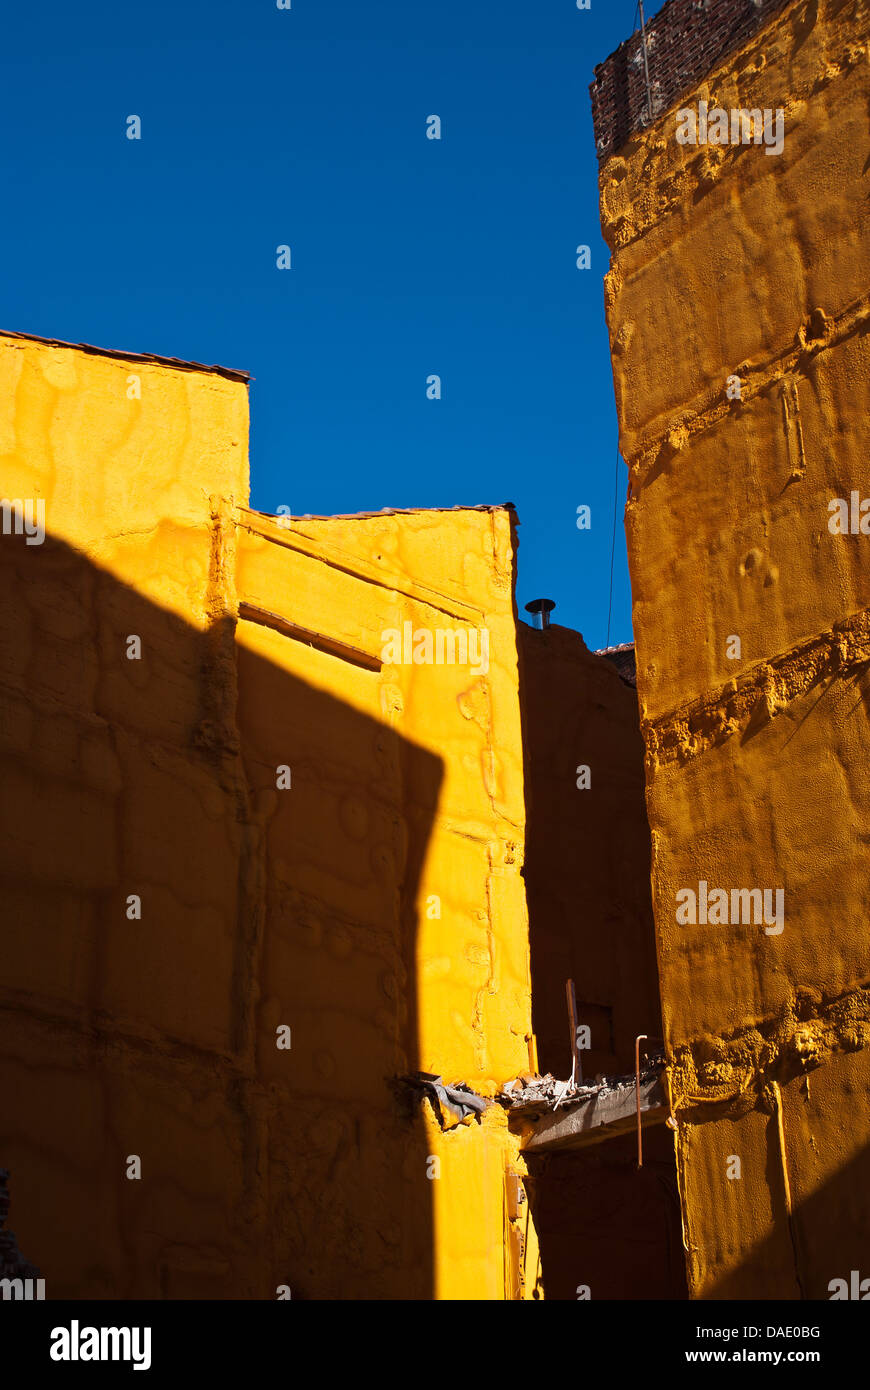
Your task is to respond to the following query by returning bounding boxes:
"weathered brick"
[590,0,792,159]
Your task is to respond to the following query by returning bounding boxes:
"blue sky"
[2,0,658,647]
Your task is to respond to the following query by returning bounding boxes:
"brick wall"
[590,0,792,160]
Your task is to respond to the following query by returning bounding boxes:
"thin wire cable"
[605,440,620,648]
[605,2,642,648]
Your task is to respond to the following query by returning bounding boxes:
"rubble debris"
[398,1058,667,1141]
[505,1062,668,1154]
[500,1057,665,1115]
[399,1073,490,1130]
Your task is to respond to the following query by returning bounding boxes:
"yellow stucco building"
[0,319,682,1300]
[0,327,554,1298]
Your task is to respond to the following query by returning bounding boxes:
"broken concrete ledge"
[511,1073,666,1154]
[397,1065,667,1152]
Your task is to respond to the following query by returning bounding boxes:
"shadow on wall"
[526,1127,688,1300]
[687,1067,870,1301]
[0,525,442,1299]
[517,622,662,1078]
[517,621,687,1299]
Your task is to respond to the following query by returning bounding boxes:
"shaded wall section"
[0,525,439,1298]
[526,1128,687,1301]
[518,623,661,1078]
[517,624,683,1299]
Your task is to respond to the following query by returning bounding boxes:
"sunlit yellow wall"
[0,333,249,619]
[599,0,870,1297]
[0,331,536,1299]
[234,504,535,1298]
[423,1103,541,1300]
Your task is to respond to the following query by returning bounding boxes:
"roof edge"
[0,328,251,384]
[243,503,519,522]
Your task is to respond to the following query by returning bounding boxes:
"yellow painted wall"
[0,331,537,1298]
[599,0,870,1296]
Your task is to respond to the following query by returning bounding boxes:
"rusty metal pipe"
[566,979,581,1087]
